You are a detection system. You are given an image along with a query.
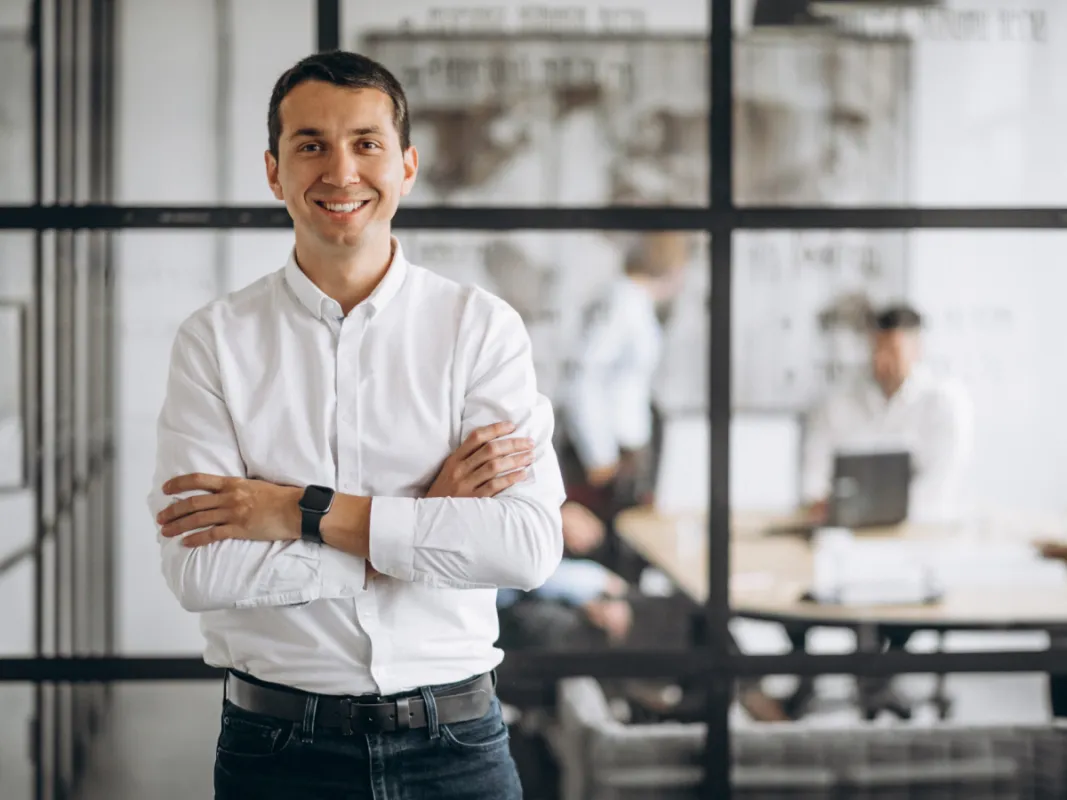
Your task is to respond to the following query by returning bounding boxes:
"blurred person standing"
[558,232,690,522]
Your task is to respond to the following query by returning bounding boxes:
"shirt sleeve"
[148,312,366,613]
[369,291,565,591]
[910,382,975,523]
[561,291,629,471]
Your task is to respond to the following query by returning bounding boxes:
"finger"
[466,437,535,472]
[156,492,227,525]
[163,473,231,496]
[470,451,534,486]
[160,508,231,538]
[455,422,517,461]
[474,469,527,497]
[181,526,235,548]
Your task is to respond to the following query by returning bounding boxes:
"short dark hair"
[267,50,410,159]
[871,303,922,331]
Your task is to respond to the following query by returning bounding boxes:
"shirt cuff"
[318,543,367,597]
[368,496,417,582]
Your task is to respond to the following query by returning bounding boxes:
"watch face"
[299,484,335,513]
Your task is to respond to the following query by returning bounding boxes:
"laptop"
[826,450,911,528]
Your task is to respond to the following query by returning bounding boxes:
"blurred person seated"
[790,303,974,718]
[801,303,974,526]
[497,502,790,722]
[497,501,633,650]
[556,233,689,523]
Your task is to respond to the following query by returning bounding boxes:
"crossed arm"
[150,304,566,612]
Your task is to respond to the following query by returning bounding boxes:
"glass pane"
[727,668,1059,795]
[0,234,32,492]
[734,0,1067,206]
[344,0,708,206]
[0,684,33,800]
[0,25,34,203]
[117,0,314,204]
[727,231,1067,716]
[59,678,707,798]
[118,229,709,659]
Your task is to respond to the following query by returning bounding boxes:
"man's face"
[265,81,417,255]
[871,328,920,394]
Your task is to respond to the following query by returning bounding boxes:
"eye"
[299,142,322,152]
[359,141,381,151]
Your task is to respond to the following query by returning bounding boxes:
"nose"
[322,147,360,188]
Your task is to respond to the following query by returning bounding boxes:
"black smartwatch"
[298,485,335,544]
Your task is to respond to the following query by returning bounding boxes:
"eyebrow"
[290,126,385,139]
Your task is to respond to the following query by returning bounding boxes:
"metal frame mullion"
[6,205,1067,231]
[704,0,732,797]
[316,0,339,52]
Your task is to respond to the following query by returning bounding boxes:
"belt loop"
[301,694,319,744]
[222,671,229,704]
[418,686,440,740]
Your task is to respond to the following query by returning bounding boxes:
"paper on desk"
[810,531,1067,606]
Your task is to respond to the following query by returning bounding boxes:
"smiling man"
[147,51,565,799]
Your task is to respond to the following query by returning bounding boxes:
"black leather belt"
[224,670,494,736]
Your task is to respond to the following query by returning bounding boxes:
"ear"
[264,150,284,201]
[399,145,419,197]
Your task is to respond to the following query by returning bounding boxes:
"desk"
[615,507,1067,631]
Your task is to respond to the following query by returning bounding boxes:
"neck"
[294,233,394,315]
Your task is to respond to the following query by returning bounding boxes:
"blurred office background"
[5,0,1067,798]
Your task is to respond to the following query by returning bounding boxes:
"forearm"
[153,483,367,612]
[158,532,366,612]
[369,493,563,591]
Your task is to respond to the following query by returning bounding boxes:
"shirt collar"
[863,363,931,408]
[283,237,410,320]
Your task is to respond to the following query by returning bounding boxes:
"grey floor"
[0,630,1056,800]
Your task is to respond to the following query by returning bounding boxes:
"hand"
[586,463,617,488]
[561,501,606,556]
[805,500,829,525]
[367,422,535,582]
[582,598,633,643]
[1035,540,1067,562]
[157,474,301,548]
[426,422,535,498]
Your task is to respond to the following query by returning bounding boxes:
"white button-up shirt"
[800,365,974,524]
[148,239,565,696]
[560,277,663,469]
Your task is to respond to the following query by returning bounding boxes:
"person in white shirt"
[801,303,974,526]
[148,51,564,799]
[786,303,974,719]
[558,232,688,519]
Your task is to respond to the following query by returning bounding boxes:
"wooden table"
[615,507,1067,630]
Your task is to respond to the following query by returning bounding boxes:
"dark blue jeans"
[213,684,522,799]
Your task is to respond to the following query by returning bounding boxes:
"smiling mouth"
[315,199,370,215]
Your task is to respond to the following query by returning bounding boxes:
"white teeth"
[322,201,365,213]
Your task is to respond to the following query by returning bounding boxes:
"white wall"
[904,0,1067,514]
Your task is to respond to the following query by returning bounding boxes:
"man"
[557,232,689,520]
[790,303,974,718]
[801,303,974,525]
[148,51,564,799]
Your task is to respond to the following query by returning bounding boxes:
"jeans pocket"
[217,704,296,759]
[440,698,510,752]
